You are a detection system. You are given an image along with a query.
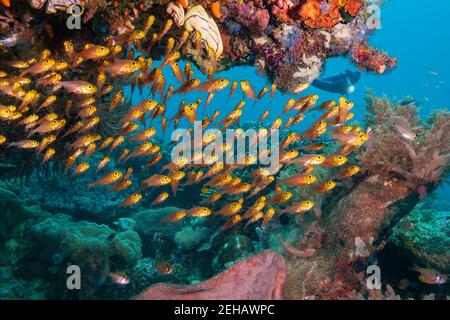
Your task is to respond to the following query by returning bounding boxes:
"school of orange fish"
[0,12,369,232]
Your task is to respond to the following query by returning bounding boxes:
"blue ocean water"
[127,0,450,200]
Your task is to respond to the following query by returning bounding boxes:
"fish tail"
[26,130,35,139]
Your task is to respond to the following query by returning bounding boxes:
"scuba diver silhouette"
[312,69,361,95]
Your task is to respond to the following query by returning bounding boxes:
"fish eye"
[308,175,312,179]
[306,201,311,205]
[338,156,343,159]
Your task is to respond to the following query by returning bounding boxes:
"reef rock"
[135,250,286,300]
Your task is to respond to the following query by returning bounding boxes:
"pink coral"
[135,251,286,300]
[350,43,397,74]
[270,0,296,24]
[223,0,270,33]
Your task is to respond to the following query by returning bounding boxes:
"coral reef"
[280,96,450,299]
[135,250,286,300]
[30,214,142,296]
[0,1,447,301]
[392,198,450,272]
[2,0,394,91]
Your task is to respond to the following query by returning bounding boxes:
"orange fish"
[257,86,268,100]
[110,135,125,152]
[195,78,229,93]
[205,173,233,187]
[163,210,187,222]
[37,135,56,153]
[151,192,169,206]
[287,154,325,167]
[337,165,360,179]
[168,171,186,195]
[154,262,174,275]
[54,81,97,96]
[280,132,301,150]
[268,190,292,206]
[228,80,238,100]
[65,149,83,173]
[270,83,277,100]
[81,116,100,132]
[262,208,276,226]
[245,212,264,228]
[321,155,348,167]
[280,200,315,215]
[220,214,242,232]
[144,152,163,168]
[278,173,317,187]
[242,196,266,219]
[73,162,90,175]
[96,156,110,172]
[77,105,97,119]
[206,192,223,203]
[8,139,39,149]
[42,148,56,164]
[108,272,130,285]
[257,109,270,123]
[216,200,243,217]
[141,174,171,189]
[110,179,133,192]
[88,171,123,188]
[118,149,130,162]
[27,119,66,137]
[210,1,222,18]
[19,58,55,77]
[302,143,325,151]
[119,193,142,207]
[97,137,113,151]
[301,120,327,140]
[109,91,125,112]
[187,207,212,218]
[240,80,256,100]
[99,59,141,76]
[314,181,337,193]
[249,175,275,197]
